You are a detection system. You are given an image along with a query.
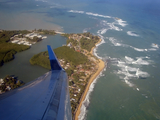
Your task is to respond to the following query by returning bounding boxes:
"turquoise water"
[0,0,160,119]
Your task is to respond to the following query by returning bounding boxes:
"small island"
[0,75,24,94]
[30,32,105,118]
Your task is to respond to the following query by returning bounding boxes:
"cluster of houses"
[68,34,90,42]
[67,34,91,52]
[58,59,93,101]
[59,59,71,70]
[59,60,97,102]
[10,32,47,46]
[63,34,100,103]
[25,33,47,39]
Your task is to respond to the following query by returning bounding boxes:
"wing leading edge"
[0,46,72,120]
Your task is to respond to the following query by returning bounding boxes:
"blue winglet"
[47,45,62,70]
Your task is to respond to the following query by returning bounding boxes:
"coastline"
[75,38,105,120]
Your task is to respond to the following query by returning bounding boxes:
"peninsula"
[30,32,105,119]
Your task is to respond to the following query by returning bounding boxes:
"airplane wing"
[0,45,72,120]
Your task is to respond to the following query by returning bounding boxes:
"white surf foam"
[68,10,112,18]
[125,56,151,65]
[108,23,123,31]
[136,68,150,78]
[68,10,84,14]
[78,65,105,120]
[109,37,123,46]
[151,43,159,49]
[107,37,158,53]
[78,33,106,120]
[136,88,140,91]
[129,43,159,52]
[97,28,109,34]
[99,20,123,33]
[132,47,146,52]
[129,46,147,52]
[127,31,139,37]
[125,66,137,72]
[132,58,150,65]
[148,48,157,51]
[86,12,111,18]
[115,19,128,27]
[111,55,151,88]
[124,76,134,87]
[93,34,105,60]
[125,56,134,62]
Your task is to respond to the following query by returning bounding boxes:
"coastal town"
[29,32,104,117]
[0,30,105,119]
[10,30,49,46]
[10,32,47,46]
[54,33,102,116]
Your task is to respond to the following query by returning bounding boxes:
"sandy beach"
[74,38,105,120]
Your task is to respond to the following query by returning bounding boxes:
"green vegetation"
[54,46,88,65]
[67,38,78,46]
[0,30,30,66]
[27,36,42,43]
[30,46,89,70]
[0,75,24,92]
[61,33,70,38]
[0,30,30,43]
[66,69,74,76]
[80,33,99,52]
[63,32,99,52]
[37,29,56,35]
[30,51,51,69]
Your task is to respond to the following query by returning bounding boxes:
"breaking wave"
[99,20,123,33]
[115,18,128,27]
[110,56,151,88]
[127,31,139,37]
[68,10,111,18]
[68,10,84,14]
[78,69,105,120]
[93,34,105,60]
[151,43,159,49]
[130,46,147,52]
[78,34,106,120]
[86,12,111,18]
[97,28,109,34]
[108,37,122,46]
[108,37,159,53]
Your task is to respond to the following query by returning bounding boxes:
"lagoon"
[0,34,67,83]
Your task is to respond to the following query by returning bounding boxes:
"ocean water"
[0,0,160,119]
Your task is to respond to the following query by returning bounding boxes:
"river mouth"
[0,34,67,83]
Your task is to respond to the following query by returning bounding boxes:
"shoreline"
[74,38,105,120]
